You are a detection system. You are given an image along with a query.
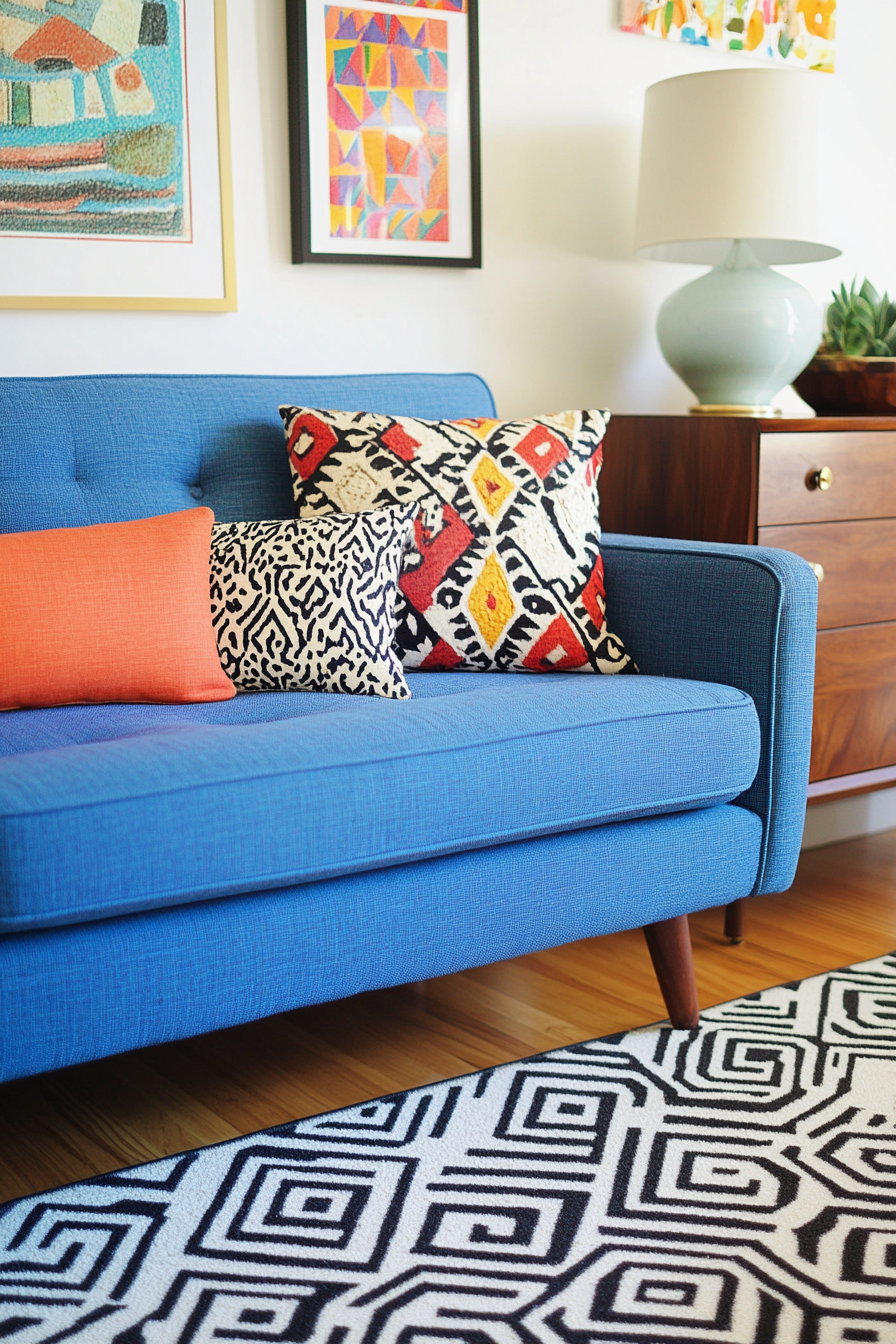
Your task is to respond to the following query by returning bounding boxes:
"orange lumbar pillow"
[0,508,236,711]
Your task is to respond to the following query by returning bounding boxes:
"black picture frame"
[286,0,481,267]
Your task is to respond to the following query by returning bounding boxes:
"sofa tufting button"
[189,485,203,499]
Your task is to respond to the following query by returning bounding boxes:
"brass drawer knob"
[806,466,833,492]
[809,562,825,583]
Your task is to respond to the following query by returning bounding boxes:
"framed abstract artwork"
[286,0,480,267]
[0,0,236,311]
[621,0,836,72]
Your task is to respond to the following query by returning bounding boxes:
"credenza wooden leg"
[642,914,699,1030]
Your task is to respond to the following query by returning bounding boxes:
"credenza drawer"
[602,414,896,791]
[758,518,896,630]
[811,622,896,781]
[758,431,896,526]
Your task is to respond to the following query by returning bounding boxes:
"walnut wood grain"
[758,431,896,526]
[642,914,699,1029]
[757,519,896,630]
[811,621,896,780]
[602,414,896,792]
[758,417,896,433]
[600,416,757,544]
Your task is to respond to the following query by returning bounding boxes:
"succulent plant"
[824,278,896,358]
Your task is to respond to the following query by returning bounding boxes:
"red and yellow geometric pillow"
[279,407,634,675]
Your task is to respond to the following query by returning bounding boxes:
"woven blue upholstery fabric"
[601,535,817,897]
[0,804,762,1081]
[0,673,759,931]
[0,372,495,533]
[0,672,483,757]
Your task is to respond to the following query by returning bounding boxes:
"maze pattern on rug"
[2,954,896,1343]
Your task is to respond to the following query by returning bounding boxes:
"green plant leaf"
[860,278,880,308]
[821,278,896,357]
[843,328,870,356]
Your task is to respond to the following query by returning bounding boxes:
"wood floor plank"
[3,830,896,1206]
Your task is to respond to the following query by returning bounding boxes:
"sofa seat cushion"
[0,673,761,932]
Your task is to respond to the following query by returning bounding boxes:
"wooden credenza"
[600,415,896,802]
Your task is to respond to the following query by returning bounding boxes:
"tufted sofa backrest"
[0,372,496,534]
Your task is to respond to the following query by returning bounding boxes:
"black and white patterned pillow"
[209,507,416,699]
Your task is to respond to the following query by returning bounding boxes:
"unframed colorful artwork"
[0,0,189,239]
[326,5,449,244]
[621,0,836,71]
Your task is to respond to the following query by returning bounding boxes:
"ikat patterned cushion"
[209,507,416,699]
[279,407,633,674]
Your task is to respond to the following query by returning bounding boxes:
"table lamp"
[635,68,841,416]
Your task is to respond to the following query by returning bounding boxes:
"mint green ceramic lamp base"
[656,241,822,414]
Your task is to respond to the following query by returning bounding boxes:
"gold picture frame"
[0,0,236,311]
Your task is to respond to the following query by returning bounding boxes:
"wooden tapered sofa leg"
[724,899,745,944]
[643,914,699,1029]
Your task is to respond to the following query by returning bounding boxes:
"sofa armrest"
[601,534,818,897]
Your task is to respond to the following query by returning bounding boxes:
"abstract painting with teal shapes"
[0,0,189,238]
[621,0,835,72]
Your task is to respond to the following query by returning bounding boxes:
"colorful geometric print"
[0,0,190,239]
[326,7,449,243]
[4,953,896,1343]
[279,406,634,676]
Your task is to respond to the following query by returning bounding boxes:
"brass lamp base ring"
[689,404,782,418]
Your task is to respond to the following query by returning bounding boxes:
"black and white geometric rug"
[3,953,896,1343]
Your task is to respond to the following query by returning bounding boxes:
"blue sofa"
[0,373,817,1083]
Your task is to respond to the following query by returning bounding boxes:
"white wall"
[803,787,896,851]
[1,0,894,420]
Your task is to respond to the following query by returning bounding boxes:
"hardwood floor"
[3,828,896,1207]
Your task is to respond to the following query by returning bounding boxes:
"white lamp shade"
[635,68,840,265]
